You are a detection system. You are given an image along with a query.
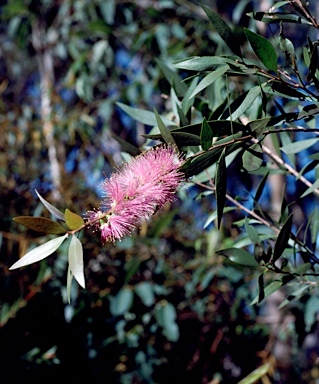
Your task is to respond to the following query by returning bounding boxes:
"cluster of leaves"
[118,1,319,310]
[4,0,319,383]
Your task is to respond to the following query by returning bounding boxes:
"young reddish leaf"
[215,148,226,229]
[9,234,68,270]
[273,213,293,262]
[244,28,278,72]
[68,235,85,288]
[13,216,66,234]
[35,189,65,221]
[65,209,84,230]
[200,117,213,151]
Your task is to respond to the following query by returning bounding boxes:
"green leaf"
[109,287,134,316]
[279,36,296,67]
[9,234,68,270]
[203,207,236,229]
[154,107,176,145]
[35,189,65,221]
[264,81,306,100]
[13,216,66,234]
[68,235,85,288]
[251,263,312,305]
[254,171,269,204]
[229,86,261,121]
[155,59,188,97]
[281,138,318,154]
[278,285,310,308]
[237,363,271,384]
[116,102,173,127]
[155,300,179,342]
[300,178,319,198]
[216,247,260,267]
[304,295,319,332]
[201,4,242,57]
[180,148,223,178]
[244,28,278,72]
[273,213,293,262]
[65,209,84,230]
[245,217,261,244]
[200,117,213,151]
[242,142,263,172]
[247,117,271,137]
[215,148,227,229]
[189,65,229,99]
[111,134,141,156]
[134,282,155,307]
[309,207,319,248]
[181,77,198,115]
[247,11,312,25]
[257,273,265,303]
[173,56,235,71]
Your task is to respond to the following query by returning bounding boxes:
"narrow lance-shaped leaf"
[201,4,242,57]
[310,207,319,249]
[189,65,229,99]
[251,262,312,305]
[9,234,68,270]
[68,234,85,288]
[215,148,226,229]
[35,189,65,221]
[116,102,173,126]
[258,273,265,304]
[229,85,261,121]
[216,247,260,267]
[200,117,213,151]
[273,213,293,262]
[154,107,176,146]
[242,142,263,172]
[65,208,84,230]
[254,171,269,204]
[245,217,261,245]
[13,216,66,234]
[244,28,278,72]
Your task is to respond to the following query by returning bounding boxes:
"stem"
[68,211,110,236]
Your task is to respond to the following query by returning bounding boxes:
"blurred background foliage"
[2,0,319,383]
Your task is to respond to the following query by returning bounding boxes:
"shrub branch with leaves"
[9,1,319,314]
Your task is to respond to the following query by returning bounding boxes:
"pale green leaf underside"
[35,189,65,221]
[9,234,68,270]
[68,235,85,288]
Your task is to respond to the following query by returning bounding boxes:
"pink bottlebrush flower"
[87,145,184,243]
